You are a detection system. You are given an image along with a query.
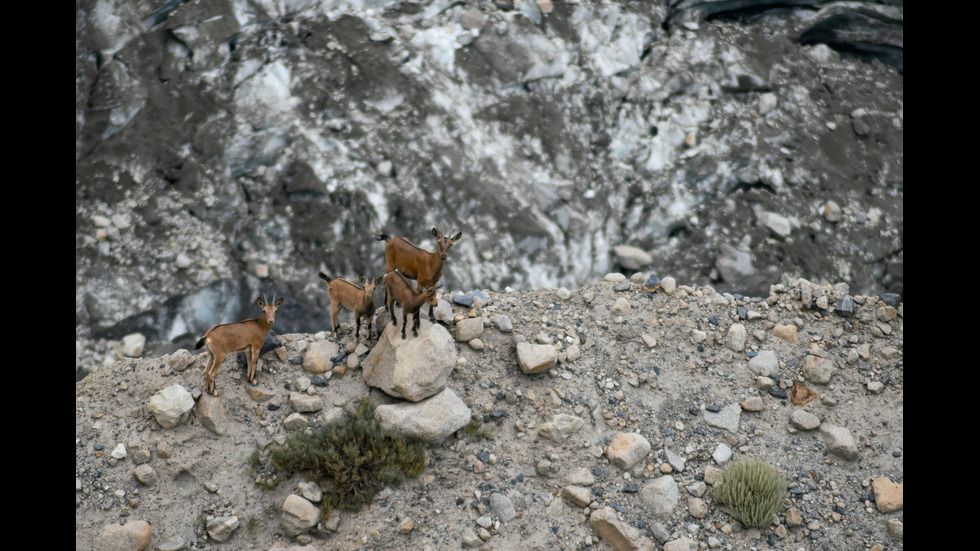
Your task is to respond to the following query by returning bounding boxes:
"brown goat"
[318,272,382,343]
[384,270,441,339]
[377,226,461,321]
[195,296,282,396]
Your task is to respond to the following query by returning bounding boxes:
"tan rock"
[772,324,798,343]
[99,519,151,551]
[872,477,903,513]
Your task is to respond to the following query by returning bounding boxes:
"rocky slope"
[75,0,903,359]
[75,274,904,551]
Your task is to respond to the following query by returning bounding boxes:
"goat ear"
[275,297,283,307]
[257,297,265,307]
[451,232,462,242]
[432,227,440,237]
[375,276,383,285]
[359,275,367,284]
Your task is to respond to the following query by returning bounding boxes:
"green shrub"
[268,396,427,512]
[714,458,786,527]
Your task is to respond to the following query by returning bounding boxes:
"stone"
[712,443,732,464]
[726,323,746,351]
[281,494,320,537]
[461,527,482,548]
[248,386,276,402]
[748,351,779,377]
[289,392,324,413]
[803,355,835,385]
[99,519,151,551]
[157,536,185,551]
[785,508,803,527]
[492,314,513,333]
[284,412,309,431]
[111,443,127,459]
[563,485,594,507]
[613,245,653,270]
[298,481,323,503]
[589,506,648,551]
[759,211,792,238]
[704,403,741,433]
[872,478,903,513]
[820,424,859,460]
[489,492,516,521]
[664,448,686,472]
[688,497,708,519]
[168,349,194,371]
[455,317,484,342]
[704,466,724,485]
[606,432,651,470]
[640,475,678,518]
[375,388,471,444]
[568,467,596,486]
[133,464,158,486]
[835,295,857,317]
[121,333,146,357]
[886,519,903,540]
[362,320,457,401]
[302,340,340,374]
[740,397,764,412]
[772,324,798,343]
[660,277,677,295]
[432,299,454,323]
[610,297,631,316]
[604,273,627,282]
[539,414,584,443]
[790,409,820,430]
[663,537,696,551]
[206,515,239,543]
[823,201,842,222]
[147,385,195,429]
[195,393,229,435]
[517,342,558,374]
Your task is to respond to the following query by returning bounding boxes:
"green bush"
[714,458,786,527]
[268,396,427,512]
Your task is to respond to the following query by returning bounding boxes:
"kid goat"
[318,272,382,344]
[196,296,282,396]
[377,226,461,322]
[384,269,441,339]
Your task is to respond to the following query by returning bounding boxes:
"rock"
[248,386,276,402]
[748,351,780,377]
[606,432,651,470]
[886,519,903,540]
[99,519,151,551]
[568,467,596,486]
[492,314,513,333]
[772,324,798,343]
[111,442,127,459]
[640,475,678,518]
[803,355,836,384]
[298,481,323,503]
[610,297,631,316]
[716,244,755,282]
[206,515,239,543]
[820,424,859,460]
[489,492,516,521]
[688,497,708,519]
[289,392,324,413]
[660,277,677,295]
[835,296,857,317]
[461,527,482,548]
[785,508,803,527]
[790,409,821,430]
[712,443,732,464]
[432,299,454,323]
[872,477,903,513]
[663,537,696,551]
[565,344,581,362]
[168,349,194,371]
[539,414,585,443]
[455,317,484,342]
[302,340,340,374]
[704,403,741,433]
[726,323,746,351]
[121,333,146,357]
[195,393,229,435]
[284,412,309,431]
[758,211,792,238]
[281,494,320,537]
[375,388,471,444]
[147,385,195,429]
[604,273,627,282]
[613,245,653,270]
[823,201,842,222]
[740,397,764,411]
[589,506,649,551]
[563,485,593,507]
[156,536,185,551]
[517,342,558,374]
[664,448,686,472]
[704,466,724,485]
[642,273,660,292]
[362,320,457,401]
[131,463,158,486]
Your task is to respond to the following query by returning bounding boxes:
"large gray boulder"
[147,385,195,429]
[362,320,457,402]
[375,388,471,444]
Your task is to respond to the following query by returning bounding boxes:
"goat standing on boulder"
[318,272,382,344]
[196,296,282,396]
[378,225,461,322]
[384,270,441,339]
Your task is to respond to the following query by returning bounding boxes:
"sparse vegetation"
[463,418,493,441]
[268,395,427,512]
[714,458,786,527]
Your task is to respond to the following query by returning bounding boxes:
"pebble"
[835,296,857,317]
[790,409,821,430]
[712,443,732,464]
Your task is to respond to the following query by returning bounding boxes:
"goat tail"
[319,272,332,283]
[195,337,206,350]
[378,233,390,242]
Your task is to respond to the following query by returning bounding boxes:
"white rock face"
[122,333,146,357]
[516,342,557,374]
[362,320,457,401]
[375,388,471,444]
[281,494,320,537]
[147,385,195,429]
